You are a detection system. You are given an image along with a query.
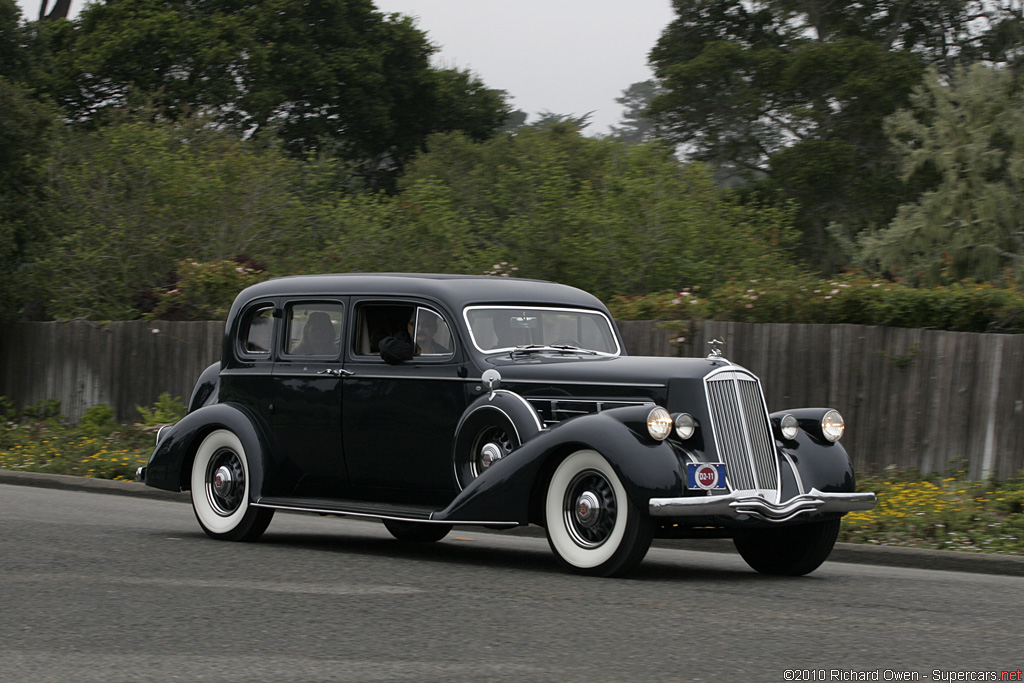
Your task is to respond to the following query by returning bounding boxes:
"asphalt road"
[2,482,1023,683]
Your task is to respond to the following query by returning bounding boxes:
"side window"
[354,303,414,356]
[412,307,453,356]
[240,304,274,357]
[353,303,454,358]
[284,303,344,357]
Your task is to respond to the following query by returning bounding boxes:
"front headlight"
[674,413,696,440]
[646,407,673,441]
[779,414,799,440]
[822,410,845,442]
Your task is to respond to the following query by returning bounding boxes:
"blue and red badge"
[686,463,727,491]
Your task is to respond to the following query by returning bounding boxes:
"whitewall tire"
[190,429,273,541]
[544,449,653,577]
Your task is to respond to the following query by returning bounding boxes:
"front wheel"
[382,519,452,543]
[190,429,274,541]
[544,450,653,577]
[733,518,841,576]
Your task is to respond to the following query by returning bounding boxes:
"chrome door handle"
[317,368,354,377]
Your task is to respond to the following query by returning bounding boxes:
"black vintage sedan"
[139,274,875,576]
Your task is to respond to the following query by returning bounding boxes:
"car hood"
[485,354,740,388]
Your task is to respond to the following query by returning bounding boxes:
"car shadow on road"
[163,522,775,581]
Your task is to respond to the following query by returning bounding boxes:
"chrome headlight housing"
[674,413,696,440]
[779,414,799,440]
[646,407,673,441]
[822,410,845,442]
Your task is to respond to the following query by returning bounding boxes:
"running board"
[254,496,518,527]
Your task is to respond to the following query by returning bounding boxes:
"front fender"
[770,408,857,494]
[435,405,685,525]
[143,403,273,498]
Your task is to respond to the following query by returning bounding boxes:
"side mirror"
[481,369,501,397]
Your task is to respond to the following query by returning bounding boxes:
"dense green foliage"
[648,1,1024,272]
[28,118,304,319]
[7,112,804,320]
[860,65,1024,286]
[4,0,1024,326]
[31,0,509,185]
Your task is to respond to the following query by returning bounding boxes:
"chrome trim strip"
[781,451,806,495]
[497,389,545,432]
[648,489,876,523]
[319,374,472,382]
[509,378,665,388]
[252,501,519,527]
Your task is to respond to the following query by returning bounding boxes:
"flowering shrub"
[609,275,1024,333]
[841,468,1024,554]
[0,395,185,481]
[607,288,711,320]
[147,257,271,321]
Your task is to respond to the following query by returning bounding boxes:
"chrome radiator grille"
[704,370,778,491]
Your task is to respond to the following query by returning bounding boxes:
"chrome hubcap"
[574,491,601,528]
[563,469,617,549]
[206,448,245,516]
[471,428,514,478]
[480,442,503,469]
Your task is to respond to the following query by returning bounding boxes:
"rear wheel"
[544,450,653,577]
[382,519,452,543]
[190,429,273,541]
[733,518,841,576]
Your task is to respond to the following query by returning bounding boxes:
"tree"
[26,116,309,320]
[38,0,510,186]
[0,0,27,79]
[0,75,55,321]
[392,125,801,299]
[608,80,659,143]
[859,64,1024,285]
[648,0,1024,272]
[38,0,72,21]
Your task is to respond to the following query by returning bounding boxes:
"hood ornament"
[707,338,725,359]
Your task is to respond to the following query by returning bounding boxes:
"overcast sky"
[18,0,677,134]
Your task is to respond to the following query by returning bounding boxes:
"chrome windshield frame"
[462,305,621,357]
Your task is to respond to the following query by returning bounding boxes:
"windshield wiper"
[510,344,597,358]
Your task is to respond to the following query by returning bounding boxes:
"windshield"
[464,306,620,355]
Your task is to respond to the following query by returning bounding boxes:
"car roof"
[231,273,611,316]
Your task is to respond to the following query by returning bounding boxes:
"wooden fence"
[0,320,224,426]
[2,319,1023,479]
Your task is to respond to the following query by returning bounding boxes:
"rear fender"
[188,362,221,413]
[143,403,273,498]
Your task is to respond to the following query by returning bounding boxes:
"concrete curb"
[3,469,1023,577]
[0,468,189,503]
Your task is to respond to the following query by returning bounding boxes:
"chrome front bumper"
[649,488,877,523]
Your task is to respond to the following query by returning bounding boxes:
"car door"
[342,298,468,503]
[268,298,349,498]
